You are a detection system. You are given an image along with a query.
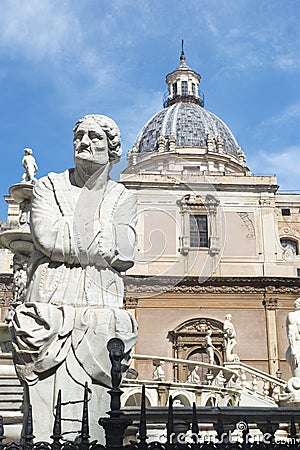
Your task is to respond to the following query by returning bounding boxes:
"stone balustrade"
[224,361,286,404]
[121,354,283,407]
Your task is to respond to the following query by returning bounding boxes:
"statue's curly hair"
[73,114,122,162]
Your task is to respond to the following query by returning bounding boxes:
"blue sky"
[0,0,299,221]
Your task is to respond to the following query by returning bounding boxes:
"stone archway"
[169,317,224,382]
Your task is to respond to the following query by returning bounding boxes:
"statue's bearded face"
[73,119,109,166]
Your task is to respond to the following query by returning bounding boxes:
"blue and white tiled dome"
[134,102,240,158]
[132,45,241,160]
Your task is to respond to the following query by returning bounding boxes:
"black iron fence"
[1,339,300,449]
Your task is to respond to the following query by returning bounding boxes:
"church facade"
[121,49,300,384]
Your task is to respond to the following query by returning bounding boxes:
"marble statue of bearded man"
[10,115,138,443]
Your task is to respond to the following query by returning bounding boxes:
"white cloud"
[0,0,82,61]
[275,55,299,71]
[249,145,300,191]
[195,0,300,74]
[259,102,300,128]
[0,1,129,89]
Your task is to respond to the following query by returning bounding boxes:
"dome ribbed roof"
[134,103,240,158]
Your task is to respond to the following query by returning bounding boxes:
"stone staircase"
[0,354,23,440]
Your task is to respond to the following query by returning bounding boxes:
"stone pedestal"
[0,183,34,311]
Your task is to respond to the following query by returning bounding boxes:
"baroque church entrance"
[169,318,224,383]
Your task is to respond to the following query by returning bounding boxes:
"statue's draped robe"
[286,311,300,378]
[10,168,138,442]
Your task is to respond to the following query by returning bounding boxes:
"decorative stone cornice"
[124,297,139,308]
[262,298,278,310]
[121,177,278,194]
[124,276,300,295]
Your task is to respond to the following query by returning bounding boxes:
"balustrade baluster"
[252,375,258,393]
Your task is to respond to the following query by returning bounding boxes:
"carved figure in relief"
[213,369,226,387]
[223,314,239,362]
[19,200,31,229]
[12,254,28,305]
[10,115,138,443]
[152,360,165,381]
[187,366,201,384]
[286,299,300,378]
[5,305,15,324]
[205,328,216,365]
[21,148,38,183]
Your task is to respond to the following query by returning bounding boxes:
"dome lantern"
[165,41,204,107]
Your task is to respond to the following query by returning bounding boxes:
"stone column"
[262,296,279,376]
[205,194,220,256]
[176,198,190,256]
[124,297,138,370]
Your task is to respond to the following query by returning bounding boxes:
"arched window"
[173,394,191,407]
[124,392,151,407]
[281,238,298,255]
[205,396,216,406]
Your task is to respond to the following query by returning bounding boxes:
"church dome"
[134,102,240,158]
[127,44,247,172]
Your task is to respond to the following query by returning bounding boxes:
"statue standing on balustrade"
[21,148,38,183]
[223,314,239,362]
[286,299,300,378]
[10,115,138,443]
[205,328,216,365]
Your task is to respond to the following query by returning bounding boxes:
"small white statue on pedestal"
[21,148,38,183]
[223,314,239,362]
[205,328,216,365]
[286,299,300,379]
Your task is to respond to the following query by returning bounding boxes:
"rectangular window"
[181,80,188,96]
[282,208,291,216]
[172,83,177,96]
[192,83,196,96]
[190,215,208,248]
[297,269,300,277]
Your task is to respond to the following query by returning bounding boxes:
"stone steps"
[0,358,23,423]
[0,384,21,392]
[0,378,22,386]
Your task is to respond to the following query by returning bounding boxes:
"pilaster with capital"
[262,296,279,376]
